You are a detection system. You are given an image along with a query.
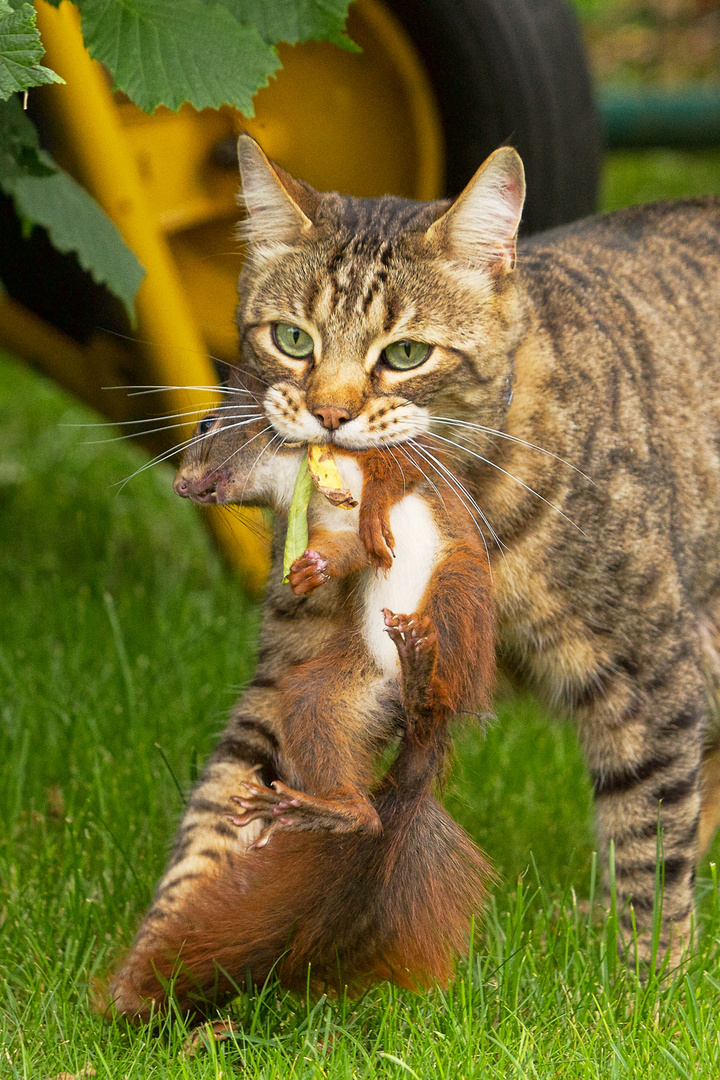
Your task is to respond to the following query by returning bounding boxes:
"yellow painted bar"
[0,293,93,401]
[32,0,270,592]
[34,1,216,424]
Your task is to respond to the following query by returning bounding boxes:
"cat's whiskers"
[197,419,272,472]
[408,439,497,574]
[429,415,593,482]
[239,431,284,503]
[114,416,264,490]
[95,330,272,391]
[195,424,277,502]
[219,503,273,545]
[221,360,271,389]
[392,443,448,514]
[81,409,261,446]
[269,435,291,463]
[424,430,584,534]
[383,445,410,497]
[67,402,252,430]
[116,384,255,398]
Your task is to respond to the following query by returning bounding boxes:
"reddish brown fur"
[277,445,495,830]
[421,540,495,715]
[107,626,490,1022]
[109,809,489,1022]
[110,428,496,1021]
[309,444,496,717]
[352,447,425,571]
[278,630,379,797]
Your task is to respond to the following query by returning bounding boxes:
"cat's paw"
[288,549,329,594]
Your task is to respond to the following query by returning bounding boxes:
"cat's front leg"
[107,681,284,1020]
[580,638,705,965]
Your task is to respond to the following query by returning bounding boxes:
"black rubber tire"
[385,0,602,233]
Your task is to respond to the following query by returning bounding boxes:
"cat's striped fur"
[111,139,720,1016]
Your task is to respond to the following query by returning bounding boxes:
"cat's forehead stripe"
[318,237,395,321]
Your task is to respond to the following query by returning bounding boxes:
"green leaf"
[0,1,63,100]
[216,0,355,48]
[282,453,313,584]
[0,96,145,320]
[76,0,280,114]
[0,89,53,180]
[7,169,146,321]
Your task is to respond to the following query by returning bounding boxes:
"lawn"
[3,137,720,1080]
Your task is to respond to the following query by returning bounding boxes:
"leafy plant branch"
[0,0,353,318]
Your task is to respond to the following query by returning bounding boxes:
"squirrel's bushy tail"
[107,789,489,1022]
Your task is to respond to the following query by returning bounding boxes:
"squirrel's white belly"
[314,457,442,677]
[361,495,441,676]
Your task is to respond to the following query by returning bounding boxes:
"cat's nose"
[314,406,351,430]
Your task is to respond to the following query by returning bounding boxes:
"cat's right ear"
[426,147,525,274]
[237,134,320,255]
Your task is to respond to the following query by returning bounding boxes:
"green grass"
[3,339,720,1079]
[602,149,720,212]
[4,149,720,1077]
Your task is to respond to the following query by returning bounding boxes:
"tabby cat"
[111,136,720,1015]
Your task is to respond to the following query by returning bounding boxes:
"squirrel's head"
[173,371,303,512]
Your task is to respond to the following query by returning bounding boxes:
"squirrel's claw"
[289,549,330,595]
[382,608,435,656]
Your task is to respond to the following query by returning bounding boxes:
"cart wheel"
[385,0,601,231]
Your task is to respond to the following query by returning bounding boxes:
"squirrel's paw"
[288,549,329,595]
[359,510,395,573]
[382,608,437,657]
[383,609,441,744]
[226,780,302,848]
[227,780,381,847]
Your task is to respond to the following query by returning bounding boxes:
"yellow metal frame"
[1,0,444,593]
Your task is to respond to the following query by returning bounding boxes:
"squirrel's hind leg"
[227,778,381,848]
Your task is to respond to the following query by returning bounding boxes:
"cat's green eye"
[273,323,314,359]
[382,340,431,371]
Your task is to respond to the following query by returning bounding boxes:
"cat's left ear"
[426,147,525,273]
[237,134,321,253]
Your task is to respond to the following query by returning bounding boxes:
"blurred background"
[1,0,720,1019]
[582,0,720,206]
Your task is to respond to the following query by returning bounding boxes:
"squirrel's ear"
[237,134,320,252]
[426,147,525,273]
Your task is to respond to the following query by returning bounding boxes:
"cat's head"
[175,139,526,508]
[235,135,526,452]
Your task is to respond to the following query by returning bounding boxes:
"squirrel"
[108,386,495,1021]
[174,397,496,847]
[108,608,491,1019]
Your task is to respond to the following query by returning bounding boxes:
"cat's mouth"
[262,384,431,450]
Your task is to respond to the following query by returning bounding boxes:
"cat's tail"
[106,790,489,1023]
